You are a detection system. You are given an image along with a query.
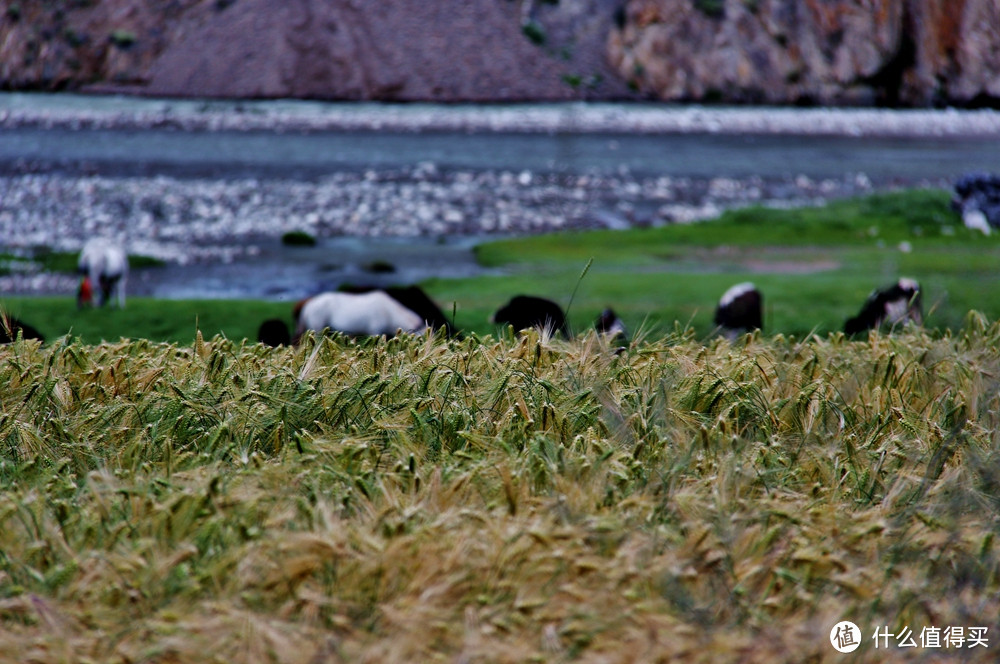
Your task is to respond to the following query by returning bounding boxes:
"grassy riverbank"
[450,187,1000,337]
[5,188,997,344]
[0,297,291,346]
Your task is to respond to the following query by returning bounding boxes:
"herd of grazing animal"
[711,278,923,339]
[2,238,924,347]
[275,276,923,347]
[274,288,624,346]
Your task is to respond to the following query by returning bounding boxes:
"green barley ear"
[0,321,997,658]
[563,257,594,336]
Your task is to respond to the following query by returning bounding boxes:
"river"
[2,125,1000,182]
[2,93,999,299]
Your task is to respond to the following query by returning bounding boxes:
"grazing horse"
[257,318,292,347]
[714,282,763,339]
[0,314,44,344]
[491,295,570,338]
[77,239,128,308]
[844,278,922,335]
[294,290,427,340]
[595,308,627,340]
[341,284,458,337]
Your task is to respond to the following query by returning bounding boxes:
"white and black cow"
[293,290,427,341]
[844,278,922,335]
[491,295,570,338]
[77,239,128,308]
[714,282,763,339]
[595,308,627,340]
[953,172,1000,234]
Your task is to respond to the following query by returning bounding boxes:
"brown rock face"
[0,0,633,102]
[146,0,583,101]
[0,0,211,90]
[608,0,1000,106]
[1,0,997,106]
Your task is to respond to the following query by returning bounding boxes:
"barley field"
[1,323,998,662]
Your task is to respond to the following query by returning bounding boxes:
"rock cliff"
[144,0,639,101]
[609,0,1000,106]
[0,0,634,101]
[1,0,998,106]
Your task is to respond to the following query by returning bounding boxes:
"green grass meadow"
[0,297,292,346]
[1,189,999,661]
[451,188,1000,338]
[5,189,1000,344]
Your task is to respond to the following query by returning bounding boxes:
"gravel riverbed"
[4,94,1000,137]
[0,166,901,297]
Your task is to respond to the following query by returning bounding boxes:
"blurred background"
[1,0,1000,342]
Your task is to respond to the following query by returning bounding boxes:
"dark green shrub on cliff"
[521,20,546,46]
[109,29,136,49]
[693,0,725,19]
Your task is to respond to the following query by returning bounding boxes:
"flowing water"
[3,125,1000,181]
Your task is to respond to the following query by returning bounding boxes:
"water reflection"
[134,235,494,301]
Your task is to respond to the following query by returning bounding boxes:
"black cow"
[844,278,922,335]
[257,318,292,347]
[491,295,570,338]
[714,282,763,339]
[1,314,44,344]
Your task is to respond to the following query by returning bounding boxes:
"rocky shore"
[1,98,988,297]
[0,166,885,259]
[4,94,1000,137]
[0,165,890,297]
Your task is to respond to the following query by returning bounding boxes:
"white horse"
[294,291,426,340]
[77,239,128,308]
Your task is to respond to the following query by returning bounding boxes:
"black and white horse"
[77,239,128,308]
[1,314,44,344]
[491,295,571,338]
[844,278,922,335]
[294,290,427,340]
[714,282,763,339]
